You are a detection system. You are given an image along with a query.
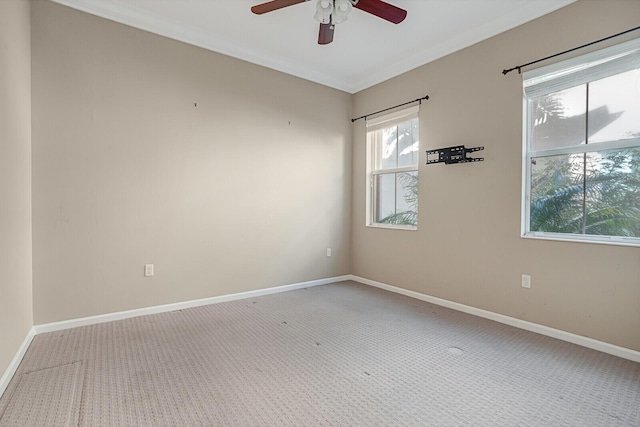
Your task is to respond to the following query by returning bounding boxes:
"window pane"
[397,118,419,167]
[588,69,640,144]
[530,153,584,234]
[531,85,587,151]
[395,171,418,226]
[584,147,640,237]
[375,172,418,226]
[380,127,398,169]
[375,173,396,222]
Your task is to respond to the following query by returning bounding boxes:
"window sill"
[367,223,417,231]
[522,232,640,247]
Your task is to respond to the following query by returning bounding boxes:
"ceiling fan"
[251,0,407,45]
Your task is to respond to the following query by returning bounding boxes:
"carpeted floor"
[1,280,639,426]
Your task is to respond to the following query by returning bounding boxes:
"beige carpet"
[1,281,638,426]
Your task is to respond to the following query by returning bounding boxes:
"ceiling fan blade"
[354,0,407,24]
[318,23,334,45]
[251,0,306,15]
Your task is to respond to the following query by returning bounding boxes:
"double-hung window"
[366,106,419,229]
[522,37,640,245]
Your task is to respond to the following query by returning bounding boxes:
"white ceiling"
[51,0,576,94]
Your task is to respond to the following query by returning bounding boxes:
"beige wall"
[352,0,640,352]
[0,0,33,385]
[31,1,352,324]
[15,0,640,357]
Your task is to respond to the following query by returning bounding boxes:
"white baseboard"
[34,275,351,335]
[0,326,35,400]
[348,274,640,363]
[4,272,637,400]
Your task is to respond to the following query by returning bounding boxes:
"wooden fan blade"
[354,0,407,24]
[318,23,334,45]
[251,0,306,15]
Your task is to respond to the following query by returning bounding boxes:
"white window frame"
[521,37,640,247]
[365,105,419,230]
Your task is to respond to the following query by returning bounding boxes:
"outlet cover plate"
[144,264,154,277]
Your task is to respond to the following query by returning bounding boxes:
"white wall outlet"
[144,264,154,277]
[521,274,531,289]
[326,248,332,257]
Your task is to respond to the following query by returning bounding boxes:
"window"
[366,106,419,229]
[522,38,640,245]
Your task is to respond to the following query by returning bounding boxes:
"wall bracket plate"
[426,145,484,165]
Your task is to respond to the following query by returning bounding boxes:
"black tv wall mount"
[426,145,484,165]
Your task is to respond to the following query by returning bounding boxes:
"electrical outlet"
[144,264,154,277]
[521,274,531,289]
[326,248,332,257]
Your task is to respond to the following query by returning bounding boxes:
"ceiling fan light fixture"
[314,0,333,24]
[332,0,352,24]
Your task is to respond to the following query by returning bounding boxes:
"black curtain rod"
[502,25,640,75]
[351,95,429,123]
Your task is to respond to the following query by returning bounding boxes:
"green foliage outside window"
[528,91,640,238]
[379,172,418,226]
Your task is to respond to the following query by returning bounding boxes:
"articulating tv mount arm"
[426,145,484,165]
